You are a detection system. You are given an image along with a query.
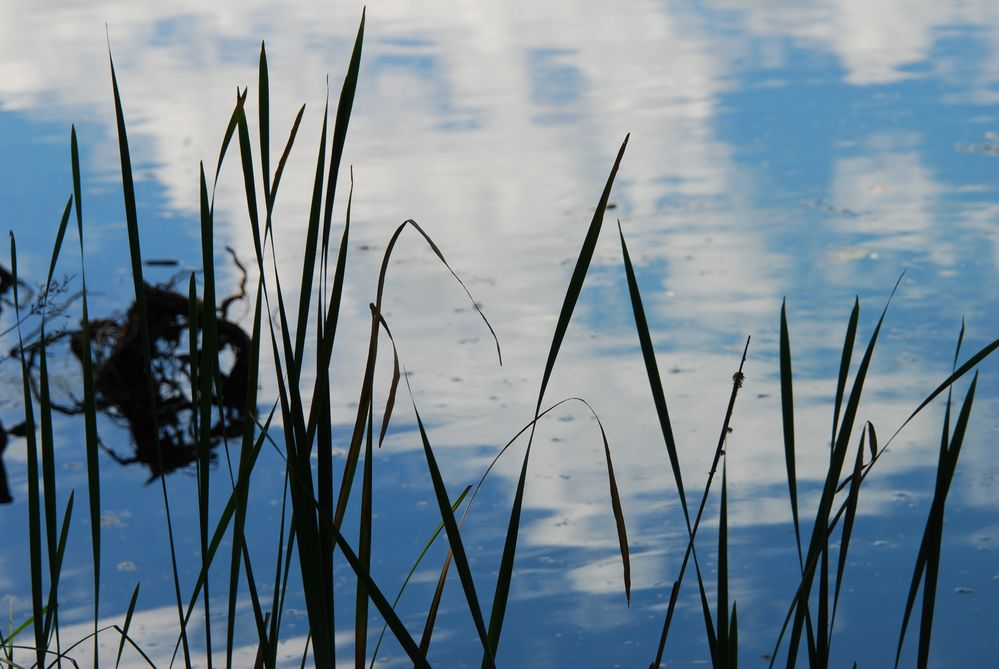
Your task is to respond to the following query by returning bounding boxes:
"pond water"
[1,1,998,667]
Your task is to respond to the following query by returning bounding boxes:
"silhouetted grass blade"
[321,8,364,268]
[786,278,900,667]
[889,337,999,442]
[832,298,860,448]
[41,491,73,655]
[212,88,247,191]
[654,338,750,668]
[716,465,730,669]
[369,486,471,669]
[259,42,271,208]
[11,234,46,668]
[170,409,275,666]
[197,163,219,669]
[485,134,628,666]
[597,414,631,603]
[729,602,738,669]
[269,103,305,220]
[402,370,494,667]
[355,406,375,669]
[116,585,140,669]
[916,373,977,669]
[227,284,266,669]
[109,48,191,665]
[38,195,73,653]
[829,424,868,643]
[336,217,498,530]
[620,221,714,659]
[71,124,102,669]
[293,90,328,366]
[897,324,975,668]
[779,299,802,563]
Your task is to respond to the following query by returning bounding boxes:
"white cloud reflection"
[2,0,998,652]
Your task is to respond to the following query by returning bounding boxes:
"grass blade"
[354,405,375,669]
[620,222,713,654]
[369,486,471,669]
[258,42,270,209]
[11,234,46,669]
[916,373,977,668]
[321,8,364,274]
[115,585,140,669]
[37,196,74,656]
[832,299,860,449]
[829,424,869,652]
[779,300,803,565]
[404,371,494,667]
[653,338,750,668]
[485,134,629,666]
[74,123,102,669]
[197,163,218,669]
[108,46,190,666]
[716,465,730,669]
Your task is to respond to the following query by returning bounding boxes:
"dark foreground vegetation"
[2,10,997,668]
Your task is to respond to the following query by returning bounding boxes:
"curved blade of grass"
[420,397,594,653]
[115,584,140,669]
[108,47,190,666]
[485,134,628,666]
[847,326,996,493]
[369,486,470,669]
[368,307,493,665]
[419,396,630,656]
[598,404,631,603]
[334,217,500,530]
[377,340,400,448]
[404,377,495,667]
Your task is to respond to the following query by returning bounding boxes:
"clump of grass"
[5,9,999,668]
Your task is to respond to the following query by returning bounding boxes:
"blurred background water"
[0,1,997,666]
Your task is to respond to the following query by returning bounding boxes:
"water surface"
[1,1,998,666]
